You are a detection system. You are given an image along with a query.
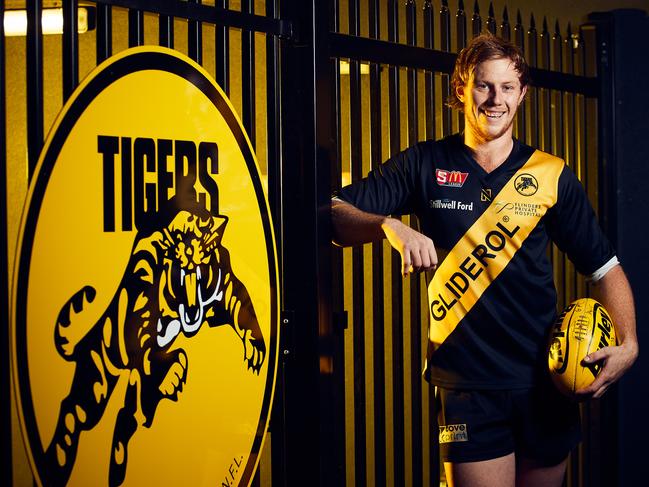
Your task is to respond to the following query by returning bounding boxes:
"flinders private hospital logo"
[10,47,279,487]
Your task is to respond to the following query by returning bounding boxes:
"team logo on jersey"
[436,168,468,187]
[11,47,278,487]
[439,424,468,443]
[514,173,539,196]
[480,188,492,201]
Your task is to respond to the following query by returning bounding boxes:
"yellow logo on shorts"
[439,424,469,443]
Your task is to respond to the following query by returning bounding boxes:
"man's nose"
[489,88,504,105]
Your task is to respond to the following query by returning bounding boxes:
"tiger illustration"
[44,203,266,487]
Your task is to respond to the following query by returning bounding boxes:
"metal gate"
[0,1,289,485]
[0,1,629,486]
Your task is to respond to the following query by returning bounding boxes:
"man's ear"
[456,84,466,103]
[518,84,528,105]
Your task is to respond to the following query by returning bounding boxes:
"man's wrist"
[380,216,401,236]
[619,339,639,359]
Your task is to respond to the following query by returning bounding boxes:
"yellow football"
[548,298,617,397]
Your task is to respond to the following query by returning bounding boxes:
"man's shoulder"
[517,140,566,168]
[413,133,463,157]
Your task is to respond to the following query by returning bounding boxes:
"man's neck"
[463,130,514,173]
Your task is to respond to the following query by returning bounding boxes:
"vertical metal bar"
[328,0,347,483]
[315,0,344,481]
[277,0,342,483]
[128,8,145,47]
[266,0,285,479]
[575,29,588,298]
[553,21,564,157]
[26,0,44,179]
[540,18,551,152]
[580,51,600,477]
[424,1,436,140]
[486,2,496,35]
[369,1,386,485]
[471,1,481,38]
[242,0,256,148]
[440,0,452,137]
[188,0,203,63]
[551,20,566,310]
[215,0,230,95]
[159,12,174,48]
[592,17,618,487]
[406,3,423,486]
[514,10,526,141]
[96,2,113,63]
[0,1,13,484]
[62,0,79,100]
[500,7,511,41]
[267,0,282,262]
[347,0,366,484]
[267,0,286,480]
[456,0,467,49]
[456,0,466,133]
[423,2,440,485]
[527,14,538,147]
[387,1,405,485]
[564,24,577,311]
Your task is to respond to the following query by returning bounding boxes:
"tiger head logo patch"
[11,48,279,487]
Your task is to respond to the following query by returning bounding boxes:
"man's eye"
[503,85,514,92]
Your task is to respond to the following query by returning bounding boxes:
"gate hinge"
[278,19,294,41]
[279,309,295,360]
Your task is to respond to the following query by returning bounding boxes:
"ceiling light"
[3,7,94,36]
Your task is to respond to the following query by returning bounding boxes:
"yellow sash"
[427,150,565,349]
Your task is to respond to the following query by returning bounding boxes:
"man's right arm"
[331,198,438,276]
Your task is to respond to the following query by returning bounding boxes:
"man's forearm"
[592,264,638,354]
[331,199,388,246]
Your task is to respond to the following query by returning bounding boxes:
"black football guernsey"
[336,133,615,389]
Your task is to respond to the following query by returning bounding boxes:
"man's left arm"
[576,264,639,399]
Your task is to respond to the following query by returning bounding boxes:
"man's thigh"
[444,453,515,487]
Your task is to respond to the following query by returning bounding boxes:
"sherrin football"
[548,298,617,397]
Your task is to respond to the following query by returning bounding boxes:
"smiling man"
[332,33,637,487]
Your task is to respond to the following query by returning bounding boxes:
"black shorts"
[436,382,581,465]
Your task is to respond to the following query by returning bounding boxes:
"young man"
[331,33,638,487]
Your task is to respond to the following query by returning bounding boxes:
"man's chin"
[479,120,515,141]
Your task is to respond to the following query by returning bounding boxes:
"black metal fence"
[0,1,626,486]
[2,1,287,486]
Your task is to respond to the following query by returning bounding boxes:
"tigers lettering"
[98,135,220,232]
[44,205,265,487]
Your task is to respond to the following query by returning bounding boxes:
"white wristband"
[588,256,620,283]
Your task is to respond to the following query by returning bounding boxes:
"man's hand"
[381,217,438,277]
[574,264,638,400]
[575,342,638,399]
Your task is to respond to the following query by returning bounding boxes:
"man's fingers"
[419,249,432,270]
[582,346,612,366]
[428,246,438,270]
[402,259,411,277]
[401,245,439,276]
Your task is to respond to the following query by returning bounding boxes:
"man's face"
[457,57,527,143]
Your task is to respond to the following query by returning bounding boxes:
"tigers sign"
[10,47,279,487]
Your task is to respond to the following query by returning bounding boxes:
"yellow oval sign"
[11,47,279,487]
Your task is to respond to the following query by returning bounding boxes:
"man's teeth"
[484,111,504,118]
